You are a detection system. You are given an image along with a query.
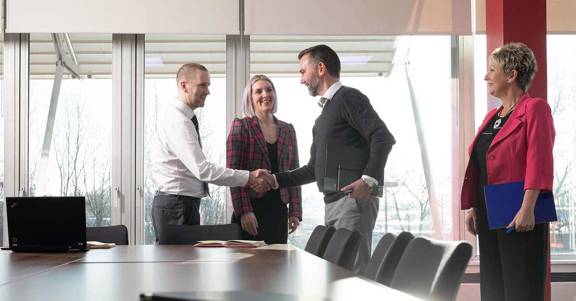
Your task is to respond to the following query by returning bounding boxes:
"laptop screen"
[6,196,87,251]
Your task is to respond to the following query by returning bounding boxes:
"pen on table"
[506,227,515,234]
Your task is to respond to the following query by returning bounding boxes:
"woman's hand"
[288,217,300,233]
[507,206,535,232]
[507,189,539,232]
[465,208,478,236]
[240,212,258,236]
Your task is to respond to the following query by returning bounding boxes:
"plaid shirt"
[227,116,302,220]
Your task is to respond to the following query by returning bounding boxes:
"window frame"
[2,32,576,266]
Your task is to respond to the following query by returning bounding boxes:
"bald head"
[176,63,211,110]
[176,63,208,84]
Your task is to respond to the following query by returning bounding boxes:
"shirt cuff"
[361,175,378,188]
[272,175,280,189]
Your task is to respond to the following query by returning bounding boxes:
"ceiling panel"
[26,34,398,79]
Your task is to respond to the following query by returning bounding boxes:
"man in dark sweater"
[274,45,395,272]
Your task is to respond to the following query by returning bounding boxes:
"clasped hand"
[507,206,535,232]
[248,169,276,193]
[340,178,372,199]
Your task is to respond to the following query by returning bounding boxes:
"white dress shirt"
[153,99,249,198]
[321,80,343,104]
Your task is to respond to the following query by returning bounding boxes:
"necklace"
[498,101,518,118]
[493,102,517,130]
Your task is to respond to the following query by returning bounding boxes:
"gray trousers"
[151,192,201,243]
[325,195,379,273]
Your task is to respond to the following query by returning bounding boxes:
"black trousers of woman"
[476,196,548,301]
[232,190,288,244]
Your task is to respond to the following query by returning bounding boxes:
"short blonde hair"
[242,74,278,117]
[491,43,538,92]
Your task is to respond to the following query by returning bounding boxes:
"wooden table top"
[0,245,424,301]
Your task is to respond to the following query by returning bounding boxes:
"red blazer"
[227,116,302,219]
[461,93,555,209]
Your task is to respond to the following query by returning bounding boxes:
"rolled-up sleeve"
[164,113,249,187]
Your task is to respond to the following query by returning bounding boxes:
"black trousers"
[232,196,288,244]
[152,193,201,243]
[477,202,548,301]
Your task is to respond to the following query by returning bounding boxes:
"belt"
[155,191,202,200]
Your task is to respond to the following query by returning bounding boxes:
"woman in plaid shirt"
[227,75,302,244]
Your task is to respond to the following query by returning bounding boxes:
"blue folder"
[483,181,557,230]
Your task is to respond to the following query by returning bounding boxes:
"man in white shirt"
[152,63,272,242]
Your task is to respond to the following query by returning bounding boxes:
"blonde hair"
[491,43,537,92]
[242,74,278,117]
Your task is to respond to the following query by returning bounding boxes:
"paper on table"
[87,241,116,249]
[193,240,266,248]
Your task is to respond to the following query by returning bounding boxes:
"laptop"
[6,196,88,252]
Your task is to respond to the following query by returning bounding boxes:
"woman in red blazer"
[461,43,555,301]
[227,74,302,244]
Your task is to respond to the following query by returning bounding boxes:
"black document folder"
[323,144,383,197]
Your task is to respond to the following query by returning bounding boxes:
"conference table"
[0,245,424,301]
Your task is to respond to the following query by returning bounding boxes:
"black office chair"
[304,225,336,257]
[322,228,362,270]
[86,225,129,245]
[366,231,414,285]
[389,237,473,301]
[361,232,396,280]
[158,224,242,245]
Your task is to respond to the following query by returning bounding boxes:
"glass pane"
[474,35,488,129]
[28,34,113,227]
[144,35,226,244]
[0,33,4,244]
[548,35,576,256]
[250,36,455,250]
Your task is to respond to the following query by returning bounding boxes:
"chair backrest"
[158,224,242,245]
[322,228,362,270]
[304,225,336,257]
[361,233,396,280]
[389,237,473,301]
[371,231,415,285]
[86,225,129,245]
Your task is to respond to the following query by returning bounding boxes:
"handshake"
[248,169,277,193]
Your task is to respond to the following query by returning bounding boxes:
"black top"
[276,86,395,203]
[267,142,279,174]
[472,110,512,209]
[260,142,281,201]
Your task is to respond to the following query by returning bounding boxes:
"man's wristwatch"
[360,175,377,188]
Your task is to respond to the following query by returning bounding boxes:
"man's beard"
[307,75,320,96]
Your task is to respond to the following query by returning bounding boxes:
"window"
[28,34,113,227]
[143,35,227,244]
[548,35,576,257]
[250,36,456,250]
[0,33,4,243]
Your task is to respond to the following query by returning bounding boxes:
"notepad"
[193,240,266,248]
[484,181,557,230]
[87,241,116,249]
[323,144,383,197]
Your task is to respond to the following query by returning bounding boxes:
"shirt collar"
[321,81,342,102]
[174,98,196,119]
